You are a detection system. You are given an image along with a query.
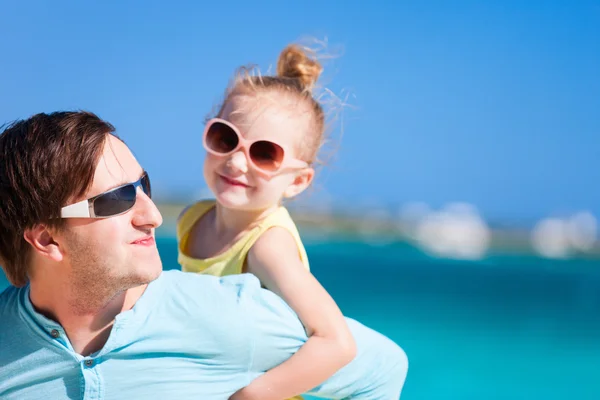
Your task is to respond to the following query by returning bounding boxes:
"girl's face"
[203,94,314,212]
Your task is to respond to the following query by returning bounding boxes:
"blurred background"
[1,1,599,398]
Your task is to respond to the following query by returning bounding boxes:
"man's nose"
[131,188,163,228]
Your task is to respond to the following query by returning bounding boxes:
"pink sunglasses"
[202,118,309,176]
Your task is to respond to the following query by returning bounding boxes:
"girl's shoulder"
[176,199,216,240]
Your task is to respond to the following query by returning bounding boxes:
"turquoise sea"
[2,234,599,399]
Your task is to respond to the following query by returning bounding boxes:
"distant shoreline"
[156,203,600,260]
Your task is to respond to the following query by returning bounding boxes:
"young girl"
[177,43,356,400]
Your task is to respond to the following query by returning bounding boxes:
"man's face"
[55,135,163,301]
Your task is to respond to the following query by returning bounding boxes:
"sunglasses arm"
[60,199,93,218]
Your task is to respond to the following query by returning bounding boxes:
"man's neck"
[29,282,147,356]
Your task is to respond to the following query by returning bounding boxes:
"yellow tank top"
[177,199,310,275]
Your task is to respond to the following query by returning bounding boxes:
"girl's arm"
[229,227,357,400]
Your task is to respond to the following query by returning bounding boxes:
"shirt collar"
[18,272,167,343]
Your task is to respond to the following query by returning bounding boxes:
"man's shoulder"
[160,269,261,286]
[154,270,271,338]
[158,270,264,306]
[0,284,21,312]
[0,285,24,338]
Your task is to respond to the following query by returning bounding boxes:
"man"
[0,111,408,399]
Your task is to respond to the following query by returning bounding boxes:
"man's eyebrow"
[104,170,146,192]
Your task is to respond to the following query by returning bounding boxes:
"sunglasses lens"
[141,173,152,198]
[205,122,239,154]
[249,141,284,172]
[93,185,136,217]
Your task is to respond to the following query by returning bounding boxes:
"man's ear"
[23,225,64,263]
[284,167,315,199]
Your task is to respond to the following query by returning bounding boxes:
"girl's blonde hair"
[214,43,328,163]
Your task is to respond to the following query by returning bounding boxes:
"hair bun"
[276,44,323,90]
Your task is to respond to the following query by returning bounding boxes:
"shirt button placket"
[82,358,102,400]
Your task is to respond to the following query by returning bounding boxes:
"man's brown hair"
[0,111,115,287]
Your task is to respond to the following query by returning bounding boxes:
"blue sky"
[1,0,598,223]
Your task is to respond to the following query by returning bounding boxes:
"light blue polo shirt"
[0,270,407,399]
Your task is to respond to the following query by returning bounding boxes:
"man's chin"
[139,262,163,284]
[122,261,162,289]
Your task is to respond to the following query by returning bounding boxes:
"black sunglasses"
[60,172,151,218]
